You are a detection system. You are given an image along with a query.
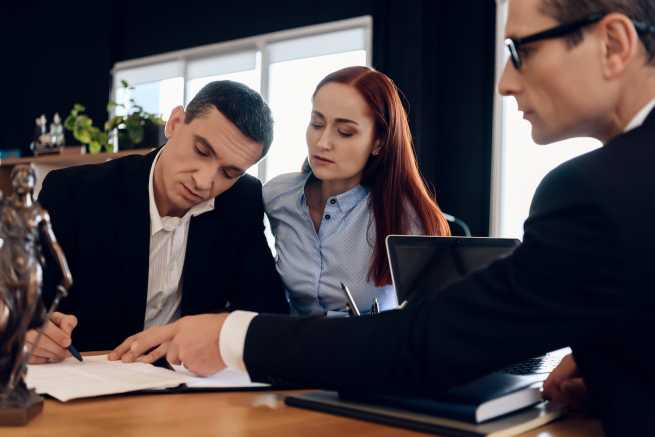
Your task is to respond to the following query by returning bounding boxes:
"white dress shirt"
[624,98,655,133]
[144,148,215,329]
[219,97,655,373]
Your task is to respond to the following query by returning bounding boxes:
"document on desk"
[171,365,269,389]
[26,355,268,402]
[26,355,188,402]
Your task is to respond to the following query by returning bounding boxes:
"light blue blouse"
[263,172,398,316]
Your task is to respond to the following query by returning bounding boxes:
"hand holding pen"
[25,311,83,364]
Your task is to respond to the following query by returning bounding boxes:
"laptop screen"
[386,236,520,304]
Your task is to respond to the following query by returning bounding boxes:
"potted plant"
[63,104,109,154]
[105,80,165,151]
[64,80,165,154]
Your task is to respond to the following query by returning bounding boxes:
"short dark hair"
[184,80,274,157]
[540,0,655,65]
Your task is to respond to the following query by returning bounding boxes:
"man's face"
[155,106,263,217]
[499,0,618,144]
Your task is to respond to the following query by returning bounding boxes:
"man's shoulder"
[221,173,262,201]
[529,147,606,217]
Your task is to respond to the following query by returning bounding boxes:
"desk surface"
[1,390,604,437]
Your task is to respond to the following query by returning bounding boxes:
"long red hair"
[310,66,451,286]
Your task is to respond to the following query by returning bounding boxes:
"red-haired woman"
[264,66,450,316]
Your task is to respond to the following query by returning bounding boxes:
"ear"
[371,139,382,156]
[599,13,640,80]
[164,106,186,139]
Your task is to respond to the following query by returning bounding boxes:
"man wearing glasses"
[112,0,655,434]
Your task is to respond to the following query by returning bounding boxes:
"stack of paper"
[26,355,268,402]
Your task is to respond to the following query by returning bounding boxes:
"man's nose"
[498,59,521,97]
[192,164,216,193]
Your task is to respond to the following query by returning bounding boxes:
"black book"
[285,373,564,437]
[286,391,563,437]
[340,372,545,424]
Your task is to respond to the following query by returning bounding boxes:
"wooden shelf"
[0,147,154,196]
[0,147,153,167]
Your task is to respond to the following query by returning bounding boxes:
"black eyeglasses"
[505,13,655,70]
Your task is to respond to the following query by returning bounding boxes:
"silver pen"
[340,282,361,316]
[370,297,380,314]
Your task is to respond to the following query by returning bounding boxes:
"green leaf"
[89,141,101,154]
[75,116,92,130]
[127,124,144,144]
[74,127,91,144]
[64,114,76,130]
[104,115,124,131]
[149,114,165,125]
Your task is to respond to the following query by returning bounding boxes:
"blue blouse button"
[325,214,331,220]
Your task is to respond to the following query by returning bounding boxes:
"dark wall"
[0,0,496,235]
[1,1,113,156]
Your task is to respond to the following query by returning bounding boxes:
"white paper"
[26,354,268,402]
[172,364,268,389]
[26,355,188,402]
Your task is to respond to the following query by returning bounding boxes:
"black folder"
[285,391,563,437]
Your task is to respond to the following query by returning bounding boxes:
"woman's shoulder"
[263,172,307,206]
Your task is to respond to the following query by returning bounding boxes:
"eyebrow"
[311,111,359,126]
[193,134,245,176]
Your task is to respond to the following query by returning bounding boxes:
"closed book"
[341,372,545,423]
[286,390,563,437]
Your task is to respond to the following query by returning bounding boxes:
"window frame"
[111,15,373,181]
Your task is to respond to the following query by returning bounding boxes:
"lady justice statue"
[0,165,73,425]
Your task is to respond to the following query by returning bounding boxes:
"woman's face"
[306,82,379,184]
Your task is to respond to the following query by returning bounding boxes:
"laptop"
[385,235,570,377]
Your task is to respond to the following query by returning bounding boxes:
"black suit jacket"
[244,111,655,435]
[39,149,288,352]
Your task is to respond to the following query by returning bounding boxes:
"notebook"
[340,372,546,424]
[26,355,268,402]
[286,391,564,437]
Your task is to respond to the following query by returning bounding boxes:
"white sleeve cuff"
[219,310,258,371]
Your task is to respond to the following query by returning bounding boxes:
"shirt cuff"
[219,310,258,371]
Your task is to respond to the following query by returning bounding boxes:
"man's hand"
[26,311,78,364]
[166,314,228,376]
[108,313,229,377]
[108,323,175,363]
[543,353,589,411]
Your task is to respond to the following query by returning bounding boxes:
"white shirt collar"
[148,147,215,235]
[624,98,655,133]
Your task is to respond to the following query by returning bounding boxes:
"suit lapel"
[181,194,228,315]
[642,104,655,129]
[114,149,158,334]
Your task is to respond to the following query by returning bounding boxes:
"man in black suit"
[26,81,288,359]
[113,0,655,434]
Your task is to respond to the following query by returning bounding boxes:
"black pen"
[68,344,83,362]
[339,282,361,316]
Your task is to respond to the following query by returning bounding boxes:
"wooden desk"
[0,390,604,436]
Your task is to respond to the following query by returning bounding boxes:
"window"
[490,0,601,239]
[112,16,372,182]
